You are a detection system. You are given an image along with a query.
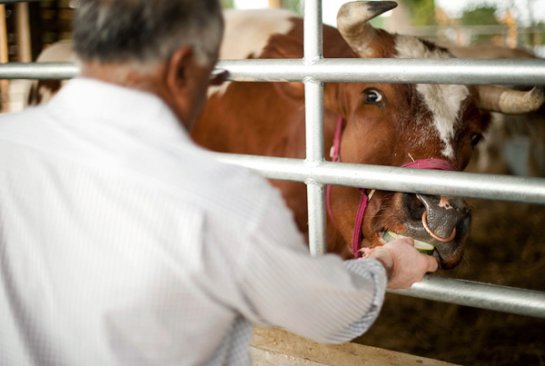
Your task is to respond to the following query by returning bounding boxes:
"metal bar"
[390,276,545,319]
[304,0,326,256]
[3,59,545,85]
[0,63,79,79]
[305,81,327,255]
[208,153,545,205]
[303,0,322,62]
[212,151,545,317]
[306,183,327,255]
[304,82,324,162]
[2,28,544,319]
[219,58,545,85]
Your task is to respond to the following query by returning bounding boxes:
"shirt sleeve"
[236,187,387,344]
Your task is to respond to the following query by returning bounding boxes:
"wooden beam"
[251,327,458,366]
[268,0,282,8]
[0,4,10,112]
[16,2,32,62]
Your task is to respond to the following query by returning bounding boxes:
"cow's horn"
[337,1,397,56]
[476,86,545,114]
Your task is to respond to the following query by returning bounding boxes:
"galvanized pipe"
[221,58,545,85]
[304,0,327,256]
[2,59,545,85]
[2,30,545,319]
[306,183,327,255]
[303,0,322,63]
[210,153,545,205]
[304,80,327,256]
[390,276,545,319]
[304,81,324,163]
[211,152,545,318]
[0,63,79,80]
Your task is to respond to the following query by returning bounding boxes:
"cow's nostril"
[415,194,469,240]
[403,193,425,221]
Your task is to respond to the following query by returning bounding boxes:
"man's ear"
[165,46,194,93]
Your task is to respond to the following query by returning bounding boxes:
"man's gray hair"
[73,0,223,67]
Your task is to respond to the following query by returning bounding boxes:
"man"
[0,0,437,365]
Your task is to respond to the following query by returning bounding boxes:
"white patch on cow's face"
[208,9,295,97]
[394,35,469,158]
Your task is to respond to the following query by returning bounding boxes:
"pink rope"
[351,189,368,257]
[326,116,456,258]
[402,159,455,171]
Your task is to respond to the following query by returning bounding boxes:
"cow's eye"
[471,133,483,147]
[363,89,383,104]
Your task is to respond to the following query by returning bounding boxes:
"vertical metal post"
[303,0,326,255]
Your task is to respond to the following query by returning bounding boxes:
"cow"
[25,2,545,270]
[192,2,544,268]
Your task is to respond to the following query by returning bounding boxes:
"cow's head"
[325,1,545,268]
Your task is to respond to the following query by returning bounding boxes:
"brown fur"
[192,15,489,266]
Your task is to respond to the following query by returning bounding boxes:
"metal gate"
[2,0,545,319]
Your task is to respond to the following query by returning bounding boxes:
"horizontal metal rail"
[3,60,545,318]
[0,62,79,80]
[211,152,545,318]
[390,276,545,319]
[209,153,545,205]
[220,58,545,85]
[2,59,545,85]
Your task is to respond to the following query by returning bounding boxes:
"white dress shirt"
[0,78,387,366]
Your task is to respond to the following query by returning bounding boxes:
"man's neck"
[78,60,190,131]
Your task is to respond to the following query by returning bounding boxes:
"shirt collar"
[47,77,190,144]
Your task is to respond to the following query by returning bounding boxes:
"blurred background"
[2,0,545,62]
[1,1,545,365]
[223,0,545,56]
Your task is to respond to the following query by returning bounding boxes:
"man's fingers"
[425,255,439,273]
[399,237,414,246]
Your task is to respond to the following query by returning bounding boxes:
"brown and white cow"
[26,2,544,269]
[193,2,544,268]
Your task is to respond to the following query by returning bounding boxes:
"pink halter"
[326,116,455,258]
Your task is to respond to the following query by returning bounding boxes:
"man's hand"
[362,238,439,289]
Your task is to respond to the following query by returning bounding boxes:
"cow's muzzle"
[402,193,471,269]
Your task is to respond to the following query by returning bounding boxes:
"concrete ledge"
[250,327,458,366]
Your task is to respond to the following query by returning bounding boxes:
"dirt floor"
[356,199,545,365]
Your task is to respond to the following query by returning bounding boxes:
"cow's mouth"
[377,227,466,270]
[364,193,471,269]
[375,212,469,269]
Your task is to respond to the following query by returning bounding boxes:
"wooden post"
[0,4,10,113]
[16,2,32,63]
[268,0,282,8]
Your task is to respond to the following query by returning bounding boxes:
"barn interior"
[1,1,544,365]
